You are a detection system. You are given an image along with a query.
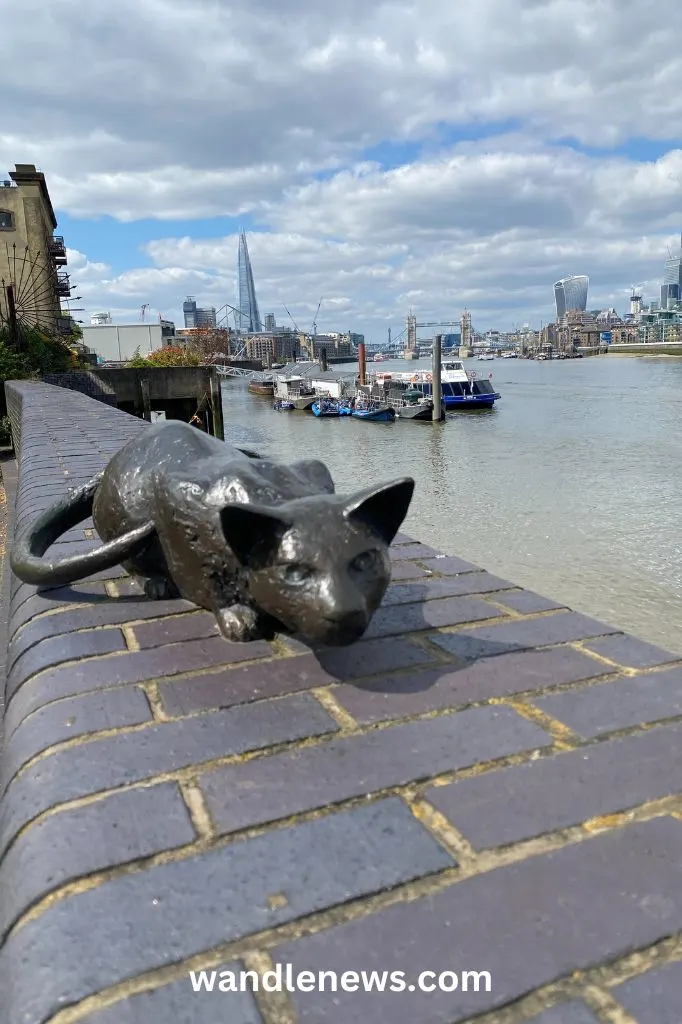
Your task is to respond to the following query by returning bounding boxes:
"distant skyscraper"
[237,232,262,332]
[660,234,682,308]
[264,313,276,331]
[183,296,216,328]
[554,276,589,319]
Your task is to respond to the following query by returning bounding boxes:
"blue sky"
[2,0,681,338]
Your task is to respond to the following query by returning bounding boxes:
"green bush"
[0,416,11,446]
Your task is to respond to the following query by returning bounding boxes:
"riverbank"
[224,354,682,655]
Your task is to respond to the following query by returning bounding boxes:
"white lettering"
[461,970,492,992]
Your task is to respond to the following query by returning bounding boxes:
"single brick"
[582,634,680,669]
[134,611,219,648]
[4,635,274,735]
[6,627,128,701]
[273,818,682,1024]
[8,597,197,664]
[489,590,566,614]
[364,596,503,639]
[333,647,611,725]
[526,1003,600,1023]
[79,966,265,1023]
[0,693,337,858]
[430,613,621,661]
[391,543,438,561]
[383,572,514,606]
[614,960,682,1024]
[160,653,343,716]
[199,706,550,835]
[1,686,152,789]
[420,555,481,575]
[0,798,454,1024]
[390,561,433,581]
[535,666,682,738]
[424,720,682,850]
[0,783,196,940]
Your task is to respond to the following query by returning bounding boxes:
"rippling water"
[221,355,682,654]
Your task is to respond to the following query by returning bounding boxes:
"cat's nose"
[322,610,367,645]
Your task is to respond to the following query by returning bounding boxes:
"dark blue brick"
[0,799,453,1024]
[0,694,337,859]
[0,783,195,940]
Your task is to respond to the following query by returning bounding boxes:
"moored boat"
[394,388,435,421]
[273,400,295,411]
[388,359,501,410]
[352,403,395,422]
[312,398,341,417]
[248,381,275,396]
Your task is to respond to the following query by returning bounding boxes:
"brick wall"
[1,381,682,1023]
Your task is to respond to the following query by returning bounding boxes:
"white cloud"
[1,0,680,333]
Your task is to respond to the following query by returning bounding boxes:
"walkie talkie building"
[237,232,262,332]
[554,275,589,319]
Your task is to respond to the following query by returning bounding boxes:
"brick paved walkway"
[1,381,682,1024]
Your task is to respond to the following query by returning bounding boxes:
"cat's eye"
[282,564,314,585]
[350,550,381,572]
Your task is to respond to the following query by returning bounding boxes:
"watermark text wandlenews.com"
[190,965,492,995]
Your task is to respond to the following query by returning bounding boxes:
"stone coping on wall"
[1,380,682,1024]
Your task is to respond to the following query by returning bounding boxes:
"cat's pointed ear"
[344,477,415,545]
[220,504,292,569]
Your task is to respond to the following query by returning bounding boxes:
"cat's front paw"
[215,604,262,642]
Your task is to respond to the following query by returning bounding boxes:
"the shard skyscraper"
[237,231,262,332]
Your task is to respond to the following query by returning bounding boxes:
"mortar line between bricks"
[406,794,479,867]
[121,624,140,652]
[140,682,170,721]
[8,761,682,946]
[501,699,582,748]
[42,910,682,1024]
[581,984,640,1024]
[310,687,359,730]
[242,951,299,1024]
[178,781,215,842]
[9,662,682,793]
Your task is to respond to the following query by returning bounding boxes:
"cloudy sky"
[2,0,681,341]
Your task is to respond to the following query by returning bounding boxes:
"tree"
[125,345,202,368]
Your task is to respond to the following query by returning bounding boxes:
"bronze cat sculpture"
[11,420,415,646]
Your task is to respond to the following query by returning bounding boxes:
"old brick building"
[0,163,71,336]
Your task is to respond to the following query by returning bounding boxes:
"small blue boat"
[312,399,341,417]
[351,404,395,422]
[273,400,295,411]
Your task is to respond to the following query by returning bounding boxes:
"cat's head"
[220,477,415,646]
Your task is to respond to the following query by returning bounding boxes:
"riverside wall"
[1,380,682,1024]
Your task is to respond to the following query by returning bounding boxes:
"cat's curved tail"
[10,474,155,587]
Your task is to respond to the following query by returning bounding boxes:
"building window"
[0,210,14,230]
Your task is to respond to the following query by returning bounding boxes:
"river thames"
[221,354,682,655]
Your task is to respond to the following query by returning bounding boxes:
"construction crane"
[140,303,150,321]
[310,296,323,336]
[283,303,300,333]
